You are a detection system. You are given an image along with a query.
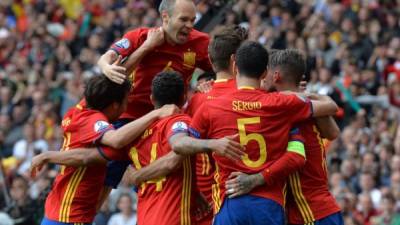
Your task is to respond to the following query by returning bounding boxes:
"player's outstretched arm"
[30,148,105,178]
[101,104,179,149]
[170,133,245,161]
[315,116,340,140]
[225,139,306,198]
[310,94,338,117]
[98,50,127,84]
[128,151,184,186]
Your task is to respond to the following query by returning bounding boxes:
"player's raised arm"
[123,27,165,75]
[309,94,338,117]
[101,104,179,149]
[97,50,127,84]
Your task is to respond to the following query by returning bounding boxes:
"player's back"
[45,101,114,223]
[129,114,195,225]
[191,88,312,212]
[286,119,341,224]
[111,28,211,119]
[185,78,236,207]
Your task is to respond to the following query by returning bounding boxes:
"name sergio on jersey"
[232,101,262,111]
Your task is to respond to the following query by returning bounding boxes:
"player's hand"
[225,172,264,198]
[209,134,245,161]
[103,55,127,84]
[194,192,212,220]
[196,80,214,93]
[30,153,48,178]
[143,27,165,50]
[156,104,180,119]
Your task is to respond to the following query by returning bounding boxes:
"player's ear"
[161,10,169,24]
[150,94,156,107]
[273,70,281,83]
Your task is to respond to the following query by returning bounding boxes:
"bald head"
[159,0,194,16]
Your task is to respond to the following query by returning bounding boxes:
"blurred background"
[0,0,400,224]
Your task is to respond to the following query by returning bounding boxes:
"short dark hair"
[209,25,248,72]
[84,75,131,111]
[152,71,184,106]
[268,49,306,85]
[235,41,269,79]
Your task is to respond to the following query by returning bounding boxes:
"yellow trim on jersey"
[201,153,211,175]
[181,158,192,225]
[59,167,86,222]
[312,126,328,173]
[282,183,287,207]
[60,132,72,175]
[214,79,228,83]
[288,172,315,223]
[212,164,222,213]
[238,86,255,90]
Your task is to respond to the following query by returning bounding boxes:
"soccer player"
[225,49,343,225]
[172,42,338,225]
[128,71,241,225]
[184,25,247,225]
[266,50,343,225]
[98,0,212,120]
[33,75,177,225]
[98,0,212,190]
[32,72,244,225]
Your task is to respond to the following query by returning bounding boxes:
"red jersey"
[111,28,212,119]
[45,101,121,223]
[286,119,341,224]
[127,114,196,225]
[190,88,312,213]
[185,78,236,206]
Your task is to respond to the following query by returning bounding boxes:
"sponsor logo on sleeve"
[94,120,110,133]
[115,38,130,49]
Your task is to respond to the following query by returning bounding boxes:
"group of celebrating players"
[29,0,345,225]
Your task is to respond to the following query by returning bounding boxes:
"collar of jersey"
[214,79,228,83]
[238,86,256,90]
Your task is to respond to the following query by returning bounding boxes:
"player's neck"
[216,71,233,80]
[236,76,260,89]
[277,84,298,92]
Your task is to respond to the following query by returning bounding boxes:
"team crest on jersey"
[115,38,130,49]
[94,120,110,133]
[183,51,196,68]
[171,121,188,134]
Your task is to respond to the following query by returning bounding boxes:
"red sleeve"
[261,128,306,186]
[109,28,147,58]
[78,111,115,144]
[189,103,210,139]
[193,31,212,72]
[97,145,128,161]
[184,93,206,117]
[281,94,313,124]
[165,115,192,140]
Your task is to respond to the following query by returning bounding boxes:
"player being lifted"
[226,49,344,225]
[172,42,338,225]
[97,0,213,190]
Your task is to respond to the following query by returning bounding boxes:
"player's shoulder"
[189,29,209,40]
[123,27,150,40]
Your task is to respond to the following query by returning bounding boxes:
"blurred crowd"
[0,0,400,224]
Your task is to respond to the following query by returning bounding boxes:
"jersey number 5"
[130,143,166,193]
[237,117,267,168]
